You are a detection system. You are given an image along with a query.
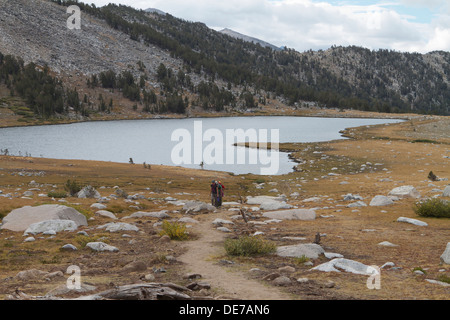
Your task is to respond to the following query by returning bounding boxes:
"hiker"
[210,180,218,206]
[216,181,223,207]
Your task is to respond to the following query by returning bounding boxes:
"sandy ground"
[0,113,448,300]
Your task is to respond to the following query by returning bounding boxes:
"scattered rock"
[388,186,420,199]
[97,222,139,232]
[276,243,324,259]
[397,217,428,227]
[312,258,373,275]
[324,252,344,259]
[440,242,450,264]
[347,201,367,208]
[95,210,117,220]
[369,195,394,206]
[61,244,77,251]
[272,276,292,286]
[212,218,234,226]
[278,266,296,274]
[90,203,107,210]
[261,209,316,221]
[15,269,49,281]
[122,261,147,273]
[182,201,215,213]
[24,220,78,235]
[178,217,199,224]
[262,273,280,281]
[77,185,101,199]
[24,236,36,242]
[46,283,97,297]
[126,210,169,219]
[378,241,398,247]
[343,193,363,201]
[425,279,450,287]
[442,186,450,197]
[86,242,119,252]
[217,227,232,233]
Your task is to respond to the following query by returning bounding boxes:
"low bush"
[159,221,189,241]
[64,179,81,196]
[414,198,450,218]
[224,236,276,257]
[47,191,67,198]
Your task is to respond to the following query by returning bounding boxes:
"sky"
[86,0,450,53]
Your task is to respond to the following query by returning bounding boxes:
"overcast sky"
[86,0,450,53]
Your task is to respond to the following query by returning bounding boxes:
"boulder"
[397,217,428,227]
[442,186,450,197]
[182,201,216,213]
[369,195,394,206]
[246,195,286,205]
[262,209,316,221]
[90,203,107,210]
[77,185,101,199]
[347,201,367,208]
[1,204,88,232]
[440,242,450,264]
[15,269,49,281]
[97,222,139,232]
[312,258,373,275]
[86,242,119,252]
[95,210,117,220]
[388,186,420,199]
[125,210,169,219]
[24,220,78,235]
[178,217,199,224]
[260,201,292,211]
[276,243,324,259]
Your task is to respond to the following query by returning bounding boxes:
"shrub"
[437,274,450,284]
[224,236,276,257]
[47,191,67,198]
[159,221,189,241]
[414,198,450,218]
[64,179,81,196]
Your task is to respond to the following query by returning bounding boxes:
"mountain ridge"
[0,0,448,119]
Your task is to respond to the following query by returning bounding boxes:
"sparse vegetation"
[414,198,450,218]
[47,191,67,198]
[64,179,81,197]
[224,236,276,257]
[159,221,189,241]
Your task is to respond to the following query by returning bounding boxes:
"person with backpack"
[216,181,223,207]
[210,180,218,206]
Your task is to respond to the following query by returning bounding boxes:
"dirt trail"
[178,210,292,300]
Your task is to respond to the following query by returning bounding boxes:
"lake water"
[0,116,402,175]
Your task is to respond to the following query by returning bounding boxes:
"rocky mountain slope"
[0,0,449,119]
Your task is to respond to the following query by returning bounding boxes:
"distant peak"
[145,8,166,15]
[219,28,281,51]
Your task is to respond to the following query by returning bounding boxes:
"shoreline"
[0,106,422,130]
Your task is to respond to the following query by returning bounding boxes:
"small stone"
[278,266,296,273]
[61,244,77,251]
[272,276,292,286]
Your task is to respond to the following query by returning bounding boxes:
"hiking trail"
[178,209,292,300]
